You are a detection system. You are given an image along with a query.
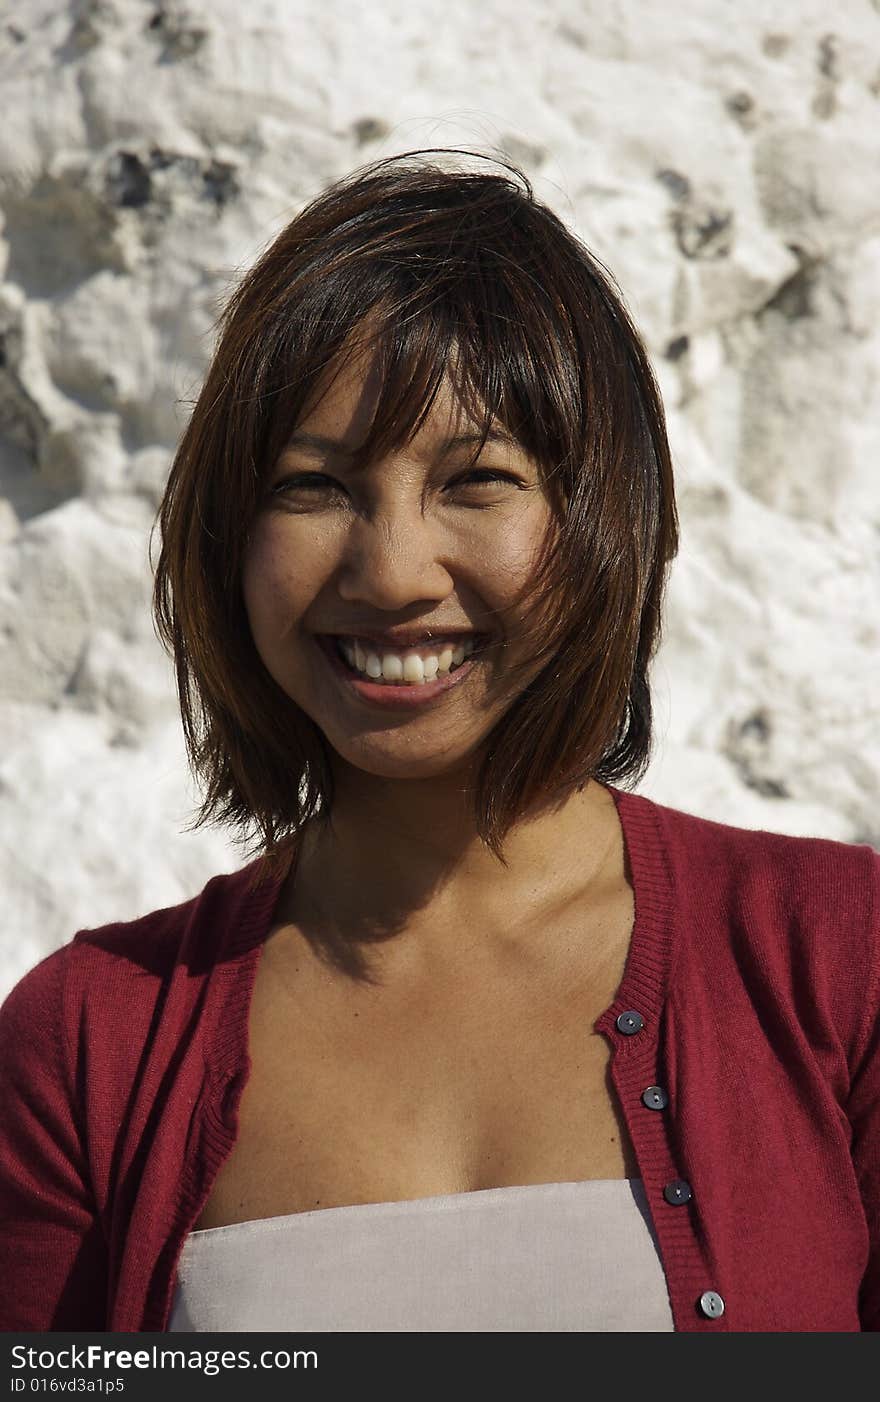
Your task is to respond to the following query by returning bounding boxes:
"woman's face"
[241,341,557,783]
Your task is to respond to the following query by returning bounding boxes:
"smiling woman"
[1,151,879,1336]
[150,150,677,875]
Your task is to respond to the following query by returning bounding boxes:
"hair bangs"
[263,195,588,492]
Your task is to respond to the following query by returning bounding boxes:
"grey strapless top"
[167,1178,673,1332]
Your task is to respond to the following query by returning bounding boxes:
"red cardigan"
[1,785,879,1333]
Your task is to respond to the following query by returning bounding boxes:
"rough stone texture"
[1,0,879,997]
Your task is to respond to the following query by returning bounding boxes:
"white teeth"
[381,653,403,681]
[336,637,478,684]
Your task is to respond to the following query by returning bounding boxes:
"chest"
[195,880,637,1229]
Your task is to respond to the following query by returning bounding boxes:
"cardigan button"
[642,1085,669,1110]
[616,1010,645,1036]
[699,1290,725,1319]
[663,1179,693,1205]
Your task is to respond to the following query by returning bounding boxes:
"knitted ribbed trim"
[144,853,293,1332]
[595,783,676,1044]
[599,786,729,1331]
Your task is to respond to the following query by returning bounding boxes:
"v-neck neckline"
[159,781,680,1331]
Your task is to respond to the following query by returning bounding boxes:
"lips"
[312,631,486,707]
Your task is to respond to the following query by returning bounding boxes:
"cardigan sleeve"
[0,944,108,1330]
[848,846,880,1332]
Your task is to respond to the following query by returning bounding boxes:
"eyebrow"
[284,428,519,458]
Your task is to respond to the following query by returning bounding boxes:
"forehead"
[291,332,522,461]
[301,342,473,434]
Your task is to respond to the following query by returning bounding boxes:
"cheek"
[241,521,323,637]
[472,506,555,603]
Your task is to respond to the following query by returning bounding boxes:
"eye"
[449,469,523,490]
[271,472,344,495]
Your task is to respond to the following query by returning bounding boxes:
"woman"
[1,151,878,1334]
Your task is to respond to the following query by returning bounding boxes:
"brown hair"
[151,149,679,878]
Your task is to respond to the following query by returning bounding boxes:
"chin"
[330,739,480,783]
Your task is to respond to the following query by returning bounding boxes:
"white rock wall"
[1,0,879,997]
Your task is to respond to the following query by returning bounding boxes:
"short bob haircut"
[152,149,679,879]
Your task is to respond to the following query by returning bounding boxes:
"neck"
[282,765,620,974]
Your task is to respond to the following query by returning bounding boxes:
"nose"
[335,506,454,612]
